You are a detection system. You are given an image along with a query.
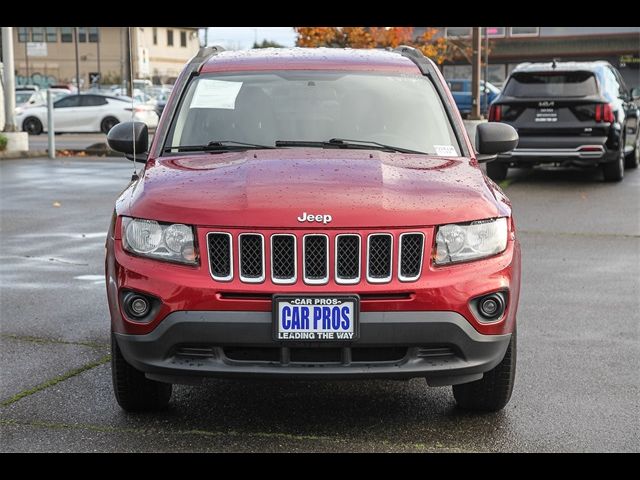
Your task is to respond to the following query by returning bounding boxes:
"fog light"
[477,294,505,321]
[123,293,151,319]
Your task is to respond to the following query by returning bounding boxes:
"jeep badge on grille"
[297,212,333,224]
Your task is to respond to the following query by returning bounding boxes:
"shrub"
[0,134,8,152]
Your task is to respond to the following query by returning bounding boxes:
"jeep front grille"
[367,234,393,283]
[207,230,426,285]
[398,233,424,281]
[303,235,329,284]
[239,234,264,283]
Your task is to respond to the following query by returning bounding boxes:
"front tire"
[23,117,43,135]
[111,334,172,412]
[452,330,516,412]
[602,146,625,182]
[101,116,120,134]
[486,161,508,182]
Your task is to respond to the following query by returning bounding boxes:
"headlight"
[434,217,508,265]
[122,217,198,265]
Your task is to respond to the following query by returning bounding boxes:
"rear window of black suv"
[503,71,598,98]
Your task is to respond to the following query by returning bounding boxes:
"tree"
[253,39,285,49]
[294,27,453,65]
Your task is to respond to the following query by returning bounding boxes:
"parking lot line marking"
[0,418,473,452]
[0,355,111,408]
[0,334,108,349]
[518,230,639,239]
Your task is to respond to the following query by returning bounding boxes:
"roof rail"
[393,45,425,61]
[188,45,225,72]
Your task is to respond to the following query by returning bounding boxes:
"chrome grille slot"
[399,232,424,281]
[271,234,296,284]
[207,232,233,281]
[207,230,425,284]
[239,234,264,283]
[367,234,393,283]
[335,234,361,284]
[303,234,329,284]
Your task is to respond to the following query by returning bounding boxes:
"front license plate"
[273,295,359,342]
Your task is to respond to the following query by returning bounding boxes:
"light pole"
[2,27,17,131]
[96,27,101,88]
[470,27,481,120]
[74,27,81,92]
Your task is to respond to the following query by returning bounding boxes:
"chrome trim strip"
[270,234,297,285]
[398,232,425,282]
[238,233,265,284]
[503,145,605,159]
[335,234,362,285]
[302,234,329,285]
[206,232,233,282]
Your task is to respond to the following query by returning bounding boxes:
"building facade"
[4,27,201,89]
[433,27,640,89]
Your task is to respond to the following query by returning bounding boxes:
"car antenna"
[128,27,138,182]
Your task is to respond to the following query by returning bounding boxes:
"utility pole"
[2,27,17,131]
[74,27,81,93]
[470,26,482,120]
[24,40,29,80]
[124,27,133,97]
[96,27,101,88]
[483,27,489,117]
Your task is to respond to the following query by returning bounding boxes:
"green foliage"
[253,39,284,49]
[0,133,8,152]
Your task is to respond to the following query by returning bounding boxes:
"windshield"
[15,92,33,104]
[503,71,598,97]
[167,71,460,156]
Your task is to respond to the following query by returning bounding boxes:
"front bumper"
[114,310,511,386]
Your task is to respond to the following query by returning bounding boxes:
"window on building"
[485,27,506,38]
[445,27,472,38]
[60,27,73,43]
[180,30,187,47]
[18,27,29,43]
[509,27,540,37]
[31,27,44,42]
[45,27,57,42]
[89,27,99,43]
[78,27,87,42]
[153,27,158,45]
[167,29,174,46]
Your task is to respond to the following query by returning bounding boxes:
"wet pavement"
[0,157,638,452]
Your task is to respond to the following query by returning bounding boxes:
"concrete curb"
[0,143,120,160]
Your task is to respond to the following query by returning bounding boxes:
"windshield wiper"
[275,138,427,155]
[164,140,275,153]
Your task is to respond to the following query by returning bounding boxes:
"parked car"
[487,60,640,182]
[15,89,46,110]
[16,94,159,134]
[448,79,501,116]
[15,88,69,113]
[106,47,520,413]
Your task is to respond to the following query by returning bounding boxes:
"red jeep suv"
[106,46,521,412]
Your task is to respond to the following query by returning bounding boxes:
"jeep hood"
[124,149,510,228]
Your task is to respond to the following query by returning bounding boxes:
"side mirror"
[631,87,640,101]
[475,122,518,163]
[106,121,149,162]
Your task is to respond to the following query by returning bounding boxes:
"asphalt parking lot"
[0,156,638,452]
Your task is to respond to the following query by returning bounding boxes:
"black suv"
[487,61,640,182]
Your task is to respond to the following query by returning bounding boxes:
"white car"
[16,94,159,135]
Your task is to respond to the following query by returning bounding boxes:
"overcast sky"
[203,27,297,50]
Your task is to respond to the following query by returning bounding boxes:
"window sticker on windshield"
[434,145,457,156]
[190,79,243,109]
